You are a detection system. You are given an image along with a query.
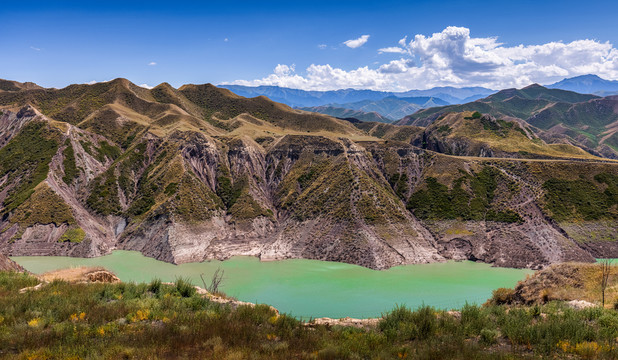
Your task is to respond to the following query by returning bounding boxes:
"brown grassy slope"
[178,83,365,136]
[353,121,425,142]
[512,262,618,306]
[419,112,599,159]
[0,79,370,142]
[0,79,44,92]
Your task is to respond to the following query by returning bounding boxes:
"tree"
[200,268,225,295]
[600,259,612,307]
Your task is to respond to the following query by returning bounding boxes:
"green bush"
[174,277,196,298]
[461,303,489,335]
[480,328,499,345]
[379,305,436,341]
[58,228,86,243]
[148,278,162,294]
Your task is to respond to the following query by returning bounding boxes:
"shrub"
[379,305,437,341]
[174,277,196,298]
[461,304,489,333]
[480,328,499,346]
[148,278,162,294]
[490,287,516,305]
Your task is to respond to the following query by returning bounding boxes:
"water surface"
[12,251,532,319]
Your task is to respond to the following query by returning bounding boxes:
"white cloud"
[30,46,41,51]
[378,47,408,54]
[224,38,229,42]
[139,83,154,89]
[227,26,618,91]
[85,79,113,85]
[318,44,327,49]
[148,62,157,66]
[344,35,370,49]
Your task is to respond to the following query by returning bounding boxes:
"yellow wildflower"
[133,309,150,322]
[27,318,41,328]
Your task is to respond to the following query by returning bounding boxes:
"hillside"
[294,105,392,123]
[301,96,450,122]
[0,79,44,92]
[411,111,598,159]
[398,85,618,159]
[0,78,617,271]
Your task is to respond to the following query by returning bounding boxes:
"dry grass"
[514,262,618,307]
[38,266,119,283]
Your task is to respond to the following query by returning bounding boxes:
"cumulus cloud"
[227,26,618,91]
[148,62,157,66]
[139,84,154,89]
[344,35,370,48]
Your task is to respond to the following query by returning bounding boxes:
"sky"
[2,0,618,91]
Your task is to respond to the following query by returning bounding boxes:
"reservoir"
[12,250,532,319]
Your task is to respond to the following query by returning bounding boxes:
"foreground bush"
[2,271,618,359]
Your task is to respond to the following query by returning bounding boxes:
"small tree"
[600,259,612,307]
[200,268,225,295]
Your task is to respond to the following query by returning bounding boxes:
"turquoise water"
[12,251,532,319]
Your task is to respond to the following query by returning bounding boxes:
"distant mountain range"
[219,84,495,108]
[548,74,618,96]
[223,75,618,122]
[297,106,392,123]
[299,96,450,122]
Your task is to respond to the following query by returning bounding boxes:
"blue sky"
[2,0,618,90]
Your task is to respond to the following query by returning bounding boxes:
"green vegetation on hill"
[0,121,60,213]
[58,227,86,243]
[87,170,122,216]
[171,172,222,223]
[543,173,618,221]
[7,184,76,241]
[61,140,79,185]
[407,167,522,223]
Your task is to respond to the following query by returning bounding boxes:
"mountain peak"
[569,74,603,80]
[548,74,618,95]
[523,83,544,90]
